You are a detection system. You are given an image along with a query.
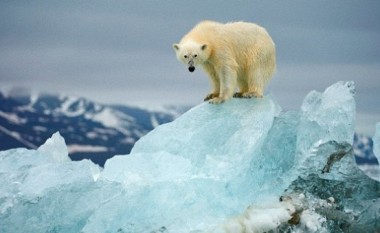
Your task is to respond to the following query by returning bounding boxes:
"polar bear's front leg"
[204,75,220,101]
[209,66,237,104]
[203,64,220,101]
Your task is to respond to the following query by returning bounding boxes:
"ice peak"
[37,131,70,163]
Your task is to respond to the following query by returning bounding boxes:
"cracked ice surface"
[0,81,379,233]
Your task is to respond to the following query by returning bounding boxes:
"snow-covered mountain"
[353,133,379,165]
[0,90,188,166]
[0,90,377,167]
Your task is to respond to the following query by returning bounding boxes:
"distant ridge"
[0,90,188,166]
[0,90,377,166]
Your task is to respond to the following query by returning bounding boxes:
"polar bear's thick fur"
[173,20,276,104]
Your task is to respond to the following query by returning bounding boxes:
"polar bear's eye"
[184,55,188,58]
[194,54,197,57]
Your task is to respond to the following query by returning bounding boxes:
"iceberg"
[0,81,379,233]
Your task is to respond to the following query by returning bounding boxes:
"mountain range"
[0,90,188,166]
[0,90,378,167]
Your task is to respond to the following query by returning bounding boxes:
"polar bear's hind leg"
[233,68,264,98]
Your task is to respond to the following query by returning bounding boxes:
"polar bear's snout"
[188,60,195,72]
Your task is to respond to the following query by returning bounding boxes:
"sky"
[0,1,379,136]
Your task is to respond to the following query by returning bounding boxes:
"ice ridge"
[0,81,379,233]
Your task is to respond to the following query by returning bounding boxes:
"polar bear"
[173,20,276,104]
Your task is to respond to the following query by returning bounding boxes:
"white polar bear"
[173,20,276,104]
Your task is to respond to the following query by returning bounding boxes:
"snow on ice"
[0,81,379,233]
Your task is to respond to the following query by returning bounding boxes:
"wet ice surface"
[0,81,379,233]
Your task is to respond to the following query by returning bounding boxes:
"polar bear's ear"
[201,44,207,51]
[173,43,180,51]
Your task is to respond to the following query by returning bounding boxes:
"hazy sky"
[1,1,379,135]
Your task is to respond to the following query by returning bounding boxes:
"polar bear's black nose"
[188,66,195,72]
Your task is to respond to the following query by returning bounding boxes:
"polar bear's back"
[181,21,275,62]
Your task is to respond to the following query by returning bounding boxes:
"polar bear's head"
[172,41,209,72]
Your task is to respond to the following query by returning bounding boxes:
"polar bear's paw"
[233,92,263,99]
[204,93,219,101]
[233,92,245,98]
[208,97,226,104]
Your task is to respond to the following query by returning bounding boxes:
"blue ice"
[0,81,378,233]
